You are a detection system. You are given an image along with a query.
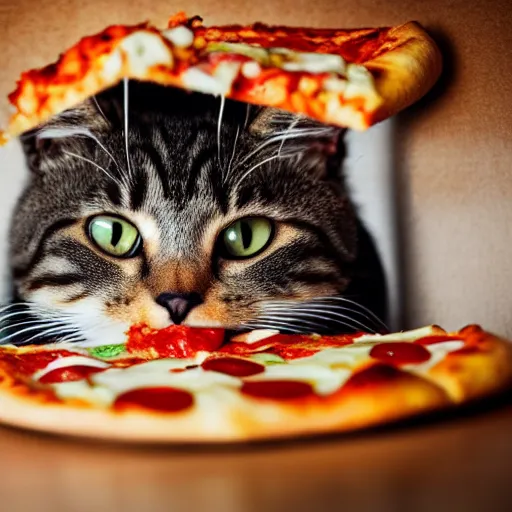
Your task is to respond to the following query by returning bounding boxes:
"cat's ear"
[20,97,111,175]
[247,107,347,179]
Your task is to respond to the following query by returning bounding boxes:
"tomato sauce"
[342,364,403,391]
[369,342,431,365]
[415,335,459,346]
[127,325,225,358]
[39,365,106,384]
[0,350,79,376]
[114,387,194,413]
[241,380,314,400]
[202,357,264,377]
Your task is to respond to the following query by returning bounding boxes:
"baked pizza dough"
[0,12,442,143]
[0,324,510,443]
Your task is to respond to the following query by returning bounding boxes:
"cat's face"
[8,82,384,346]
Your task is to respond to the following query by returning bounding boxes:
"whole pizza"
[0,13,510,443]
[0,324,510,442]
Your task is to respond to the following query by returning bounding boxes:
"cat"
[3,80,387,347]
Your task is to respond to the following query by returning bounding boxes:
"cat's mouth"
[0,296,388,347]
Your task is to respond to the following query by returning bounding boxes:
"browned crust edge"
[0,365,451,443]
[1,326,509,443]
[367,21,443,123]
[425,326,512,402]
[0,16,442,144]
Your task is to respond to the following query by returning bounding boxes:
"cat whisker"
[92,95,108,123]
[323,297,389,331]
[263,302,385,332]
[36,125,121,173]
[235,154,289,190]
[241,320,307,334]
[123,77,133,179]
[0,311,33,324]
[0,303,29,314]
[224,124,240,185]
[0,318,64,335]
[22,325,77,345]
[260,308,376,334]
[62,150,119,184]
[244,104,251,129]
[57,334,85,344]
[0,322,66,344]
[217,95,226,171]
[264,296,388,332]
[234,126,334,171]
[252,315,332,332]
[278,118,299,157]
[261,305,374,329]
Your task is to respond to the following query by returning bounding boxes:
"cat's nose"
[155,292,203,325]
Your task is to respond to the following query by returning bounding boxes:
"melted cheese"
[406,340,465,374]
[245,362,351,396]
[33,355,111,381]
[292,344,377,369]
[120,32,173,75]
[281,52,346,74]
[40,325,468,409]
[241,61,262,78]
[163,26,194,48]
[182,61,240,96]
[91,363,240,395]
[232,329,280,344]
[53,380,116,407]
[355,326,440,343]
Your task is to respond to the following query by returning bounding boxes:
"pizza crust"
[0,325,510,443]
[1,326,511,443]
[366,21,443,124]
[424,326,512,402]
[0,14,442,142]
[0,363,450,443]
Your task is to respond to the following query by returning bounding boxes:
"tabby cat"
[4,81,386,346]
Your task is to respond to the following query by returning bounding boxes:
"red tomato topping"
[342,364,402,391]
[453,346,479,355]
[39,365,106,384]
[218,340,276,356]
[369,342,431,365]
[220,333,355,360]
[202,357,264,377]
[114,387,194,413]
[267,346,319,360]
[241,380,314,400]
[415,335,459,346]
[127,325,225,358]
[0,350,79,376]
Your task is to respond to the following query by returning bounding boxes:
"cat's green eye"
[221,217,274,259]
[87,215,142,258]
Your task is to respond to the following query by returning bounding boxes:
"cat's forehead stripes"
[7,82,386,347]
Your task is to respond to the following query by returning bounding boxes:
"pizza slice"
[0,324,510,443]
[0,12,442,143]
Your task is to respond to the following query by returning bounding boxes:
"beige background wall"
[0,0,511,335]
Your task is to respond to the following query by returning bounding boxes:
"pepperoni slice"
[0,350,79,376]
[114,387,194,413]
[202,357,264,377]
[369,342,431,365]
[342,364,402,391]
[241,380,314,400]
[415,335,459,346]
[39,365,106,384]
